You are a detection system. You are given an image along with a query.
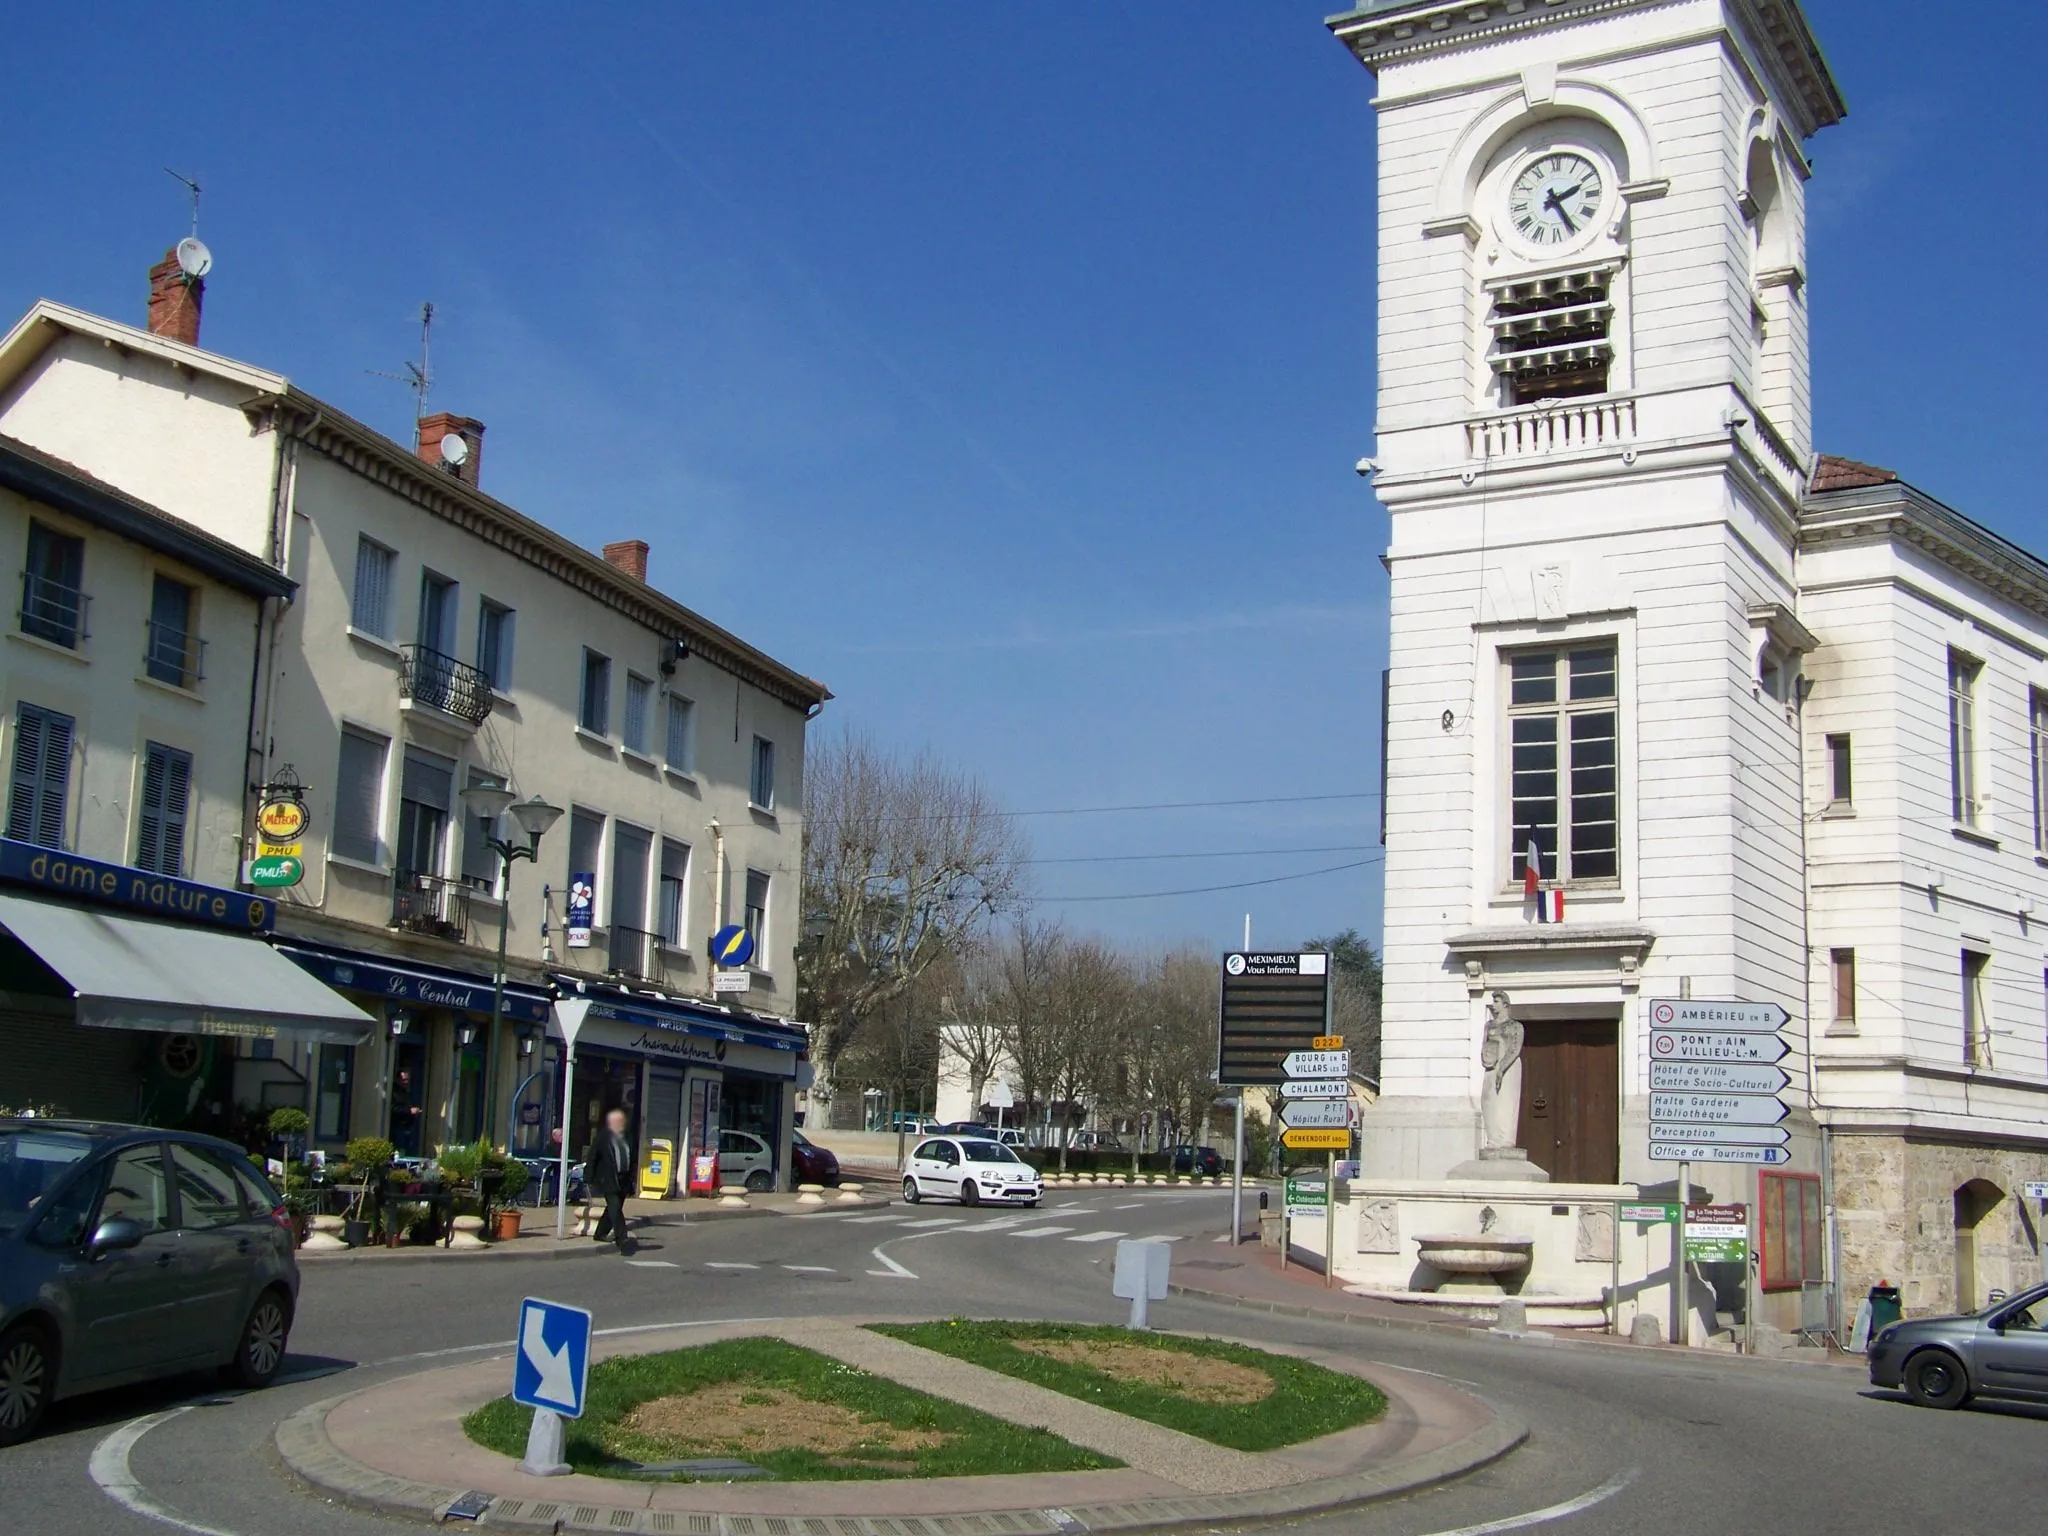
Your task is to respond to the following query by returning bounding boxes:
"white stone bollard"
[796,1183,827,1205]
[448,1214,487,1249]
[835,1182,866,1204]
[716,1184,750,1209]
[302,1214,346,1251]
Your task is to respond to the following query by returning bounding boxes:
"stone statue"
[1477,991,1524,1153]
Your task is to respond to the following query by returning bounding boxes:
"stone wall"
[1832,1133,2048,1316]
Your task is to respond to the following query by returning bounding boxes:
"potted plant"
[267,1107,312,1241]
[489,1154,530,1241]
[435,1140,489,1247]
[341,1137,396,1247]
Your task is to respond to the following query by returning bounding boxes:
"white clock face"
[1508,152,1606,247]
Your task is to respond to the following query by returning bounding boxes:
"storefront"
[271,938,553,1155]
[543,981,806,1194]
[0,839,375,1130]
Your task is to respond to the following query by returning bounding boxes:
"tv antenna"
[367,302,435,446]
[164,168,202,236]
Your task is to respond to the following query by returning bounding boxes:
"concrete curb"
[273,1354,1525,1534]
[298,1200,900,1264]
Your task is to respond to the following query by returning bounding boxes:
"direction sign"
[1284,1173,1328,1218]
[1280,1079,1349,1100]
[1649,1030,1792,1064]
[1282,1128,1351,1150]
[2024,1181,2048,1201]
[1683,1204,1750,1264]
[1282,1050,1350,1079]
[1280,1099,1350,1130]
[1649,1092,1790,1126]
[1648,999,1789,1031]
[1649,1141,1792,1165]
[1649,1061,1791,1094]
[1218,952,1332,1086]
[513,1297,592,1419]
[1621,1202,1680,1224]
[1647,1122,1789,1147]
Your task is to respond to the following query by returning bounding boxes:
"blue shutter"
[8,705,74,849]
[136,743,193,876]
[7,707,45,842]
[135,744,166,871]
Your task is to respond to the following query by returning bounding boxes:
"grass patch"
[870,1322,1385,1451]
[462,1336,1117,1482]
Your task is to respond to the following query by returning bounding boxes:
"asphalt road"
[2,1187,2039,1536]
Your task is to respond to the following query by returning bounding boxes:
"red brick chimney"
[145,249,203,346]
[416,413,485,487]
[602,540,649,581]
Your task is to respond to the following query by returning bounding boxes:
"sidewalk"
[274,1314,1525,1534]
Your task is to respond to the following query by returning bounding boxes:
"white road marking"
[782,1264,837,1273]
[1011,1225,1074,1238]
[89,1408,242,1536]
[868,1246,918,1278]
[624,1259,679,1268]
[1064,1230,1128,1243]
[898,1217,964,1229]
[1143,1234,1186,1242]
[704,1261,759,1269]
[842,1213,910,1224]
[1113,1202,1144,1210]
[1415,1470,1635,1535]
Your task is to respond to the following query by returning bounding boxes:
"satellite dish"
[175,237,213,280]
[438,432,469,467]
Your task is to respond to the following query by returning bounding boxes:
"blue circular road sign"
[710,923,755,968]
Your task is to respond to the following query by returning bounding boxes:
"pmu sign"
[1217,952,1332,1086]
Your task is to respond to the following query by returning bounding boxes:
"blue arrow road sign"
[710,923,756,969]
[513,1298,592,1419]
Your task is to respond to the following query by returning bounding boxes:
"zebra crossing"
[825,1210,1183,1245]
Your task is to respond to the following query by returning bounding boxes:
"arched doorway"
[1954,1178,2004,1312]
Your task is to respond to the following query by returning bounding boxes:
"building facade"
[1332,0,2048,1328]
[0,270,827,1189]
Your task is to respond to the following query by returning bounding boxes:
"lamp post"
[458,786,563,1147]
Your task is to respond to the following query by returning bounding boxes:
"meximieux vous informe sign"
[1217,952,1332,1087]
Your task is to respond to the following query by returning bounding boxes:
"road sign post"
[513,1297,593,1476]
[1219,951,1337,1274]
[552,999,592,1239]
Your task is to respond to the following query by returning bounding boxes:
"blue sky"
[6,4,2042,954]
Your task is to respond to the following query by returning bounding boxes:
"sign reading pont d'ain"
[1217,951,1332,1086]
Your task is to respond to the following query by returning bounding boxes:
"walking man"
[584,1107,634,1253]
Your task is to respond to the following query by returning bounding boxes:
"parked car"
[994,1128,1028,1148]
[1168,1145,1224,1177]
[789,1130,839,1188]
[0,1118,300,1446]
[716,1128,777,1193]
[932,1121,996,1137]
[901,1137,1042,1207]
[1867,1281,2048,1409]
[1068,1129,1124,1152]
[887,1113,938,1134]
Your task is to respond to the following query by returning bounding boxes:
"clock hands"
[1542,184,1582,235]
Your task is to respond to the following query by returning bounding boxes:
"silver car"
[1866,1281,2048,1409]
[0,1119,300,1445]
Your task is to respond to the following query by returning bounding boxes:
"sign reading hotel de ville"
[1216,951,1332,1087]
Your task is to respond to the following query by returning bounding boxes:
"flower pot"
[385,1229,404,1249]
[343,1219,371,1248]
[492,1208,522,1242]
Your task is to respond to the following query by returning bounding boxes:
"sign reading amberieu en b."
[1217,951,1332,1086]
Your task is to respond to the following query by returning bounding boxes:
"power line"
[1023,843,1379,866]
[1007,790,1379,819]
[1035,855,1383,904]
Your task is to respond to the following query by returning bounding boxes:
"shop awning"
[272,940,554,1024]
[0,892,376,1045]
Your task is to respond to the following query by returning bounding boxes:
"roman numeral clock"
[1507,151,1607,248]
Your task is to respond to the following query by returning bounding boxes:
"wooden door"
[1517,1020,1619,1184]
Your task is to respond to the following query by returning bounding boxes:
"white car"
[717,1128,776,1192]
[902,1136,1042,1207]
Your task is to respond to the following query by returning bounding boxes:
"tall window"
[1963,949,1992,1067]
[2032,693,2048,852]
[1507,644,1618,885]
[351,537,396,639]
[657,838,690,946]
[579,649,611,736]
[476,599,515,692]
[665,694,696,773]
[750,736,776,811]
[145,575,200,687]
[20,521,87,649]
[1949,650,1982,827]
[611,822,652,935]
[133,741,193,876]
[461,768,507,892]
[566,807,605,893]
[744,868,770,955]
[6,702,75,849]
[395,748,454,877]
[314,1045,352,1143]
[332,727,388,863]
[1830,949,1856,1031]
[1826,733,1853,807]
[624,674,653,755]
[417,572,458,655]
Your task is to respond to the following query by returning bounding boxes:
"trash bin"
[1868,1282,1903,1333]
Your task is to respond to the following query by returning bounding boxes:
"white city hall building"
[1336,0,2048,1323]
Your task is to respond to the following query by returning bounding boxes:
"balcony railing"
[392,869,471,941]
[18,571,89,649]
[608,925,661,983]
[399,645,494,727]
[1466,395,1637,461]
[144,620,206,688]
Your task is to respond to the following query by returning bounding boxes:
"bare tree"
[798,730,1027,1116]
[989,920,1069,1146]
[941,941,1011,1115]
[1046,938,1133,1171]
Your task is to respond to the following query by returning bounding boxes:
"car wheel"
[902,1177,921,1204]
[745,1169,774,1194]
[0,1322,55,1447]
[225,1290,292,1390]
[1904,1349,1970,1410]
[960,1179,980,1207]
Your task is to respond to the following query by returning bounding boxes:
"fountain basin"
[1413,1234,1534,1275]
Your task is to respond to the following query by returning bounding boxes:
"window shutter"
[7,707,46,843]
[136,744,167,872]
[19,708,76,850]
[159,747,192,877]
[353,539,391,637]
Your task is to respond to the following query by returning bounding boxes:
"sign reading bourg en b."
[1217,951,1332,1087]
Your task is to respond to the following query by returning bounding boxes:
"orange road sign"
[1312,1035,1345,1050]
[1281,1128,1351,1150]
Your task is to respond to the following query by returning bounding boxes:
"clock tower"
[1329,1,1845,1182]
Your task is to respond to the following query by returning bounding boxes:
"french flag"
[1524,832,1563,923]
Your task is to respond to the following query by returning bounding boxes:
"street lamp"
[459,786,563,1145]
